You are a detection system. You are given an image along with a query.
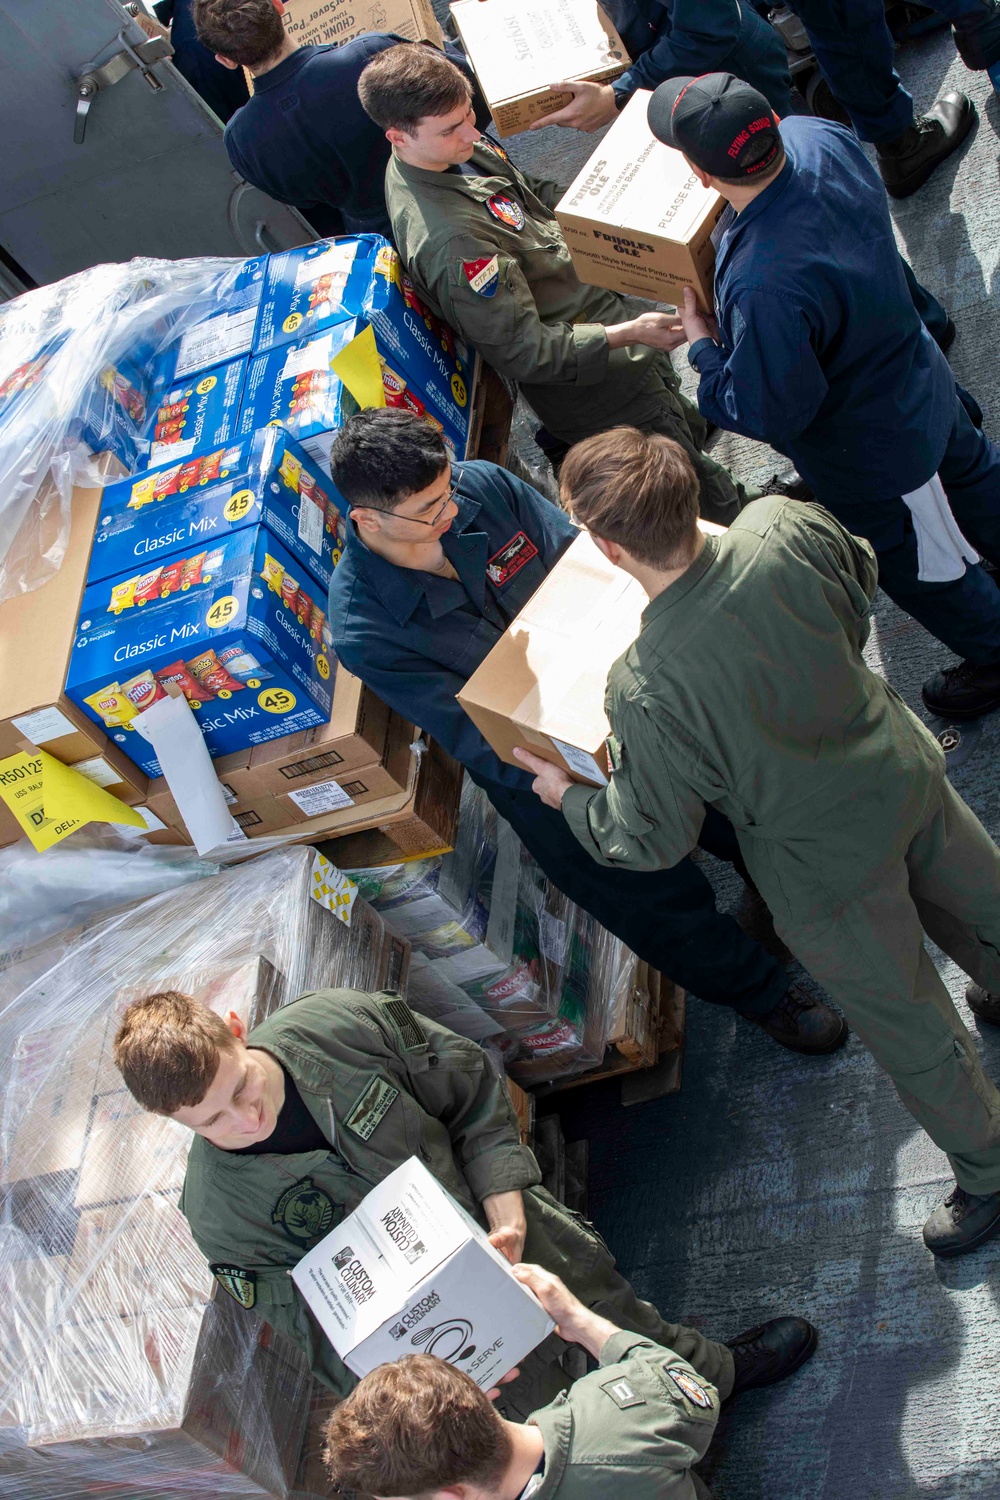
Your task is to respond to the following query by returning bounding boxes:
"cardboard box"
[238,320,361,470]
[280,0,443,48]
[254,238,474,458]
[67,525,335,777]
[458,531,646,786]
[555,89,725,310]
[75,1091,190,1208]
[451,0,628,136]
[89,427,345,593]
[141,353,248,467]
[292,1157,553,1387]
[241,669,392,789]
[67,1196,214,1318]
[72,356,151,470]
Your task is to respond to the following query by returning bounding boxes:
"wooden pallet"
[539,967,686,1097]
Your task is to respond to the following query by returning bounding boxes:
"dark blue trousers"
[475,775,787,1018]
[787,0,989,142]
[822,397,1000,665]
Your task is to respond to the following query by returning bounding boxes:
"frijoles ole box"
[451,0,628,136]
[89,428,344,594]
[280,0,443,48]
[457,531,649,786]
[555,89,725,310]
[292,1158,553,1388]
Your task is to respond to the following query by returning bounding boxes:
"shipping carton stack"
[555,90,725,310]
[0,848,411,1497]
[451,0,629,136]
[348,778,639,1084]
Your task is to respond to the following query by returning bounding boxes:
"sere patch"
[486,531,538,587]
[601,1375,646,1409]
[345,1076,399,1140]
[211,1264,257,1309]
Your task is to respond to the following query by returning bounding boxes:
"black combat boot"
[876,92,976,199]
[724,1317,818,1402]
[749,983,849,1055]
[923,1184,1000,1257]
[922,659,1000,720]
[966,981,1000,1025]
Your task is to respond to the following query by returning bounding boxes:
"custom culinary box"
[254,238,473,460]
[292,1158,553,1387]
[66,526,335,778]
[451,0,628,136]
[555,89,725,309]
[89,428,344,593]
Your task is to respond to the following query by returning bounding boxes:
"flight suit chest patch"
[380,997,427,1051]
[486,532,538,587]
[345,1077,399,1140]
[271,1176,336,1248]
[667,1369,713,1409]
[486,194,525,230]
[601,1375,646,1409]
[463,255,499,297]
[211,1264,256,1309]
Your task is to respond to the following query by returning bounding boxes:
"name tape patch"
[486,531,538,587]
[345,1076,399,1140]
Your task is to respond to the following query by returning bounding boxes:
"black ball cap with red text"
[647,72,781,180]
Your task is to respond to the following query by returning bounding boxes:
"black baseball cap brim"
[646,76,694,150]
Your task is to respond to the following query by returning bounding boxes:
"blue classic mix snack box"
[238,321,362,468]
[72,355,151,470]
[66,526,335,777]
[254,237,473,459]
[89,428,345,592]
[139,353,248,468]
[150,256,267,387]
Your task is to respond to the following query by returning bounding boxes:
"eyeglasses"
[392,466,462,528]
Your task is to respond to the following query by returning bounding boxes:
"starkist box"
[555,90,725,310]
[292,1158,553,1388]
[279,0,443,48]
[66,526,334,778]
[140,353,248,467]
[150,256,267,387]
[254,238,473,460]
[450,0,628,136]
[89,428,345,593]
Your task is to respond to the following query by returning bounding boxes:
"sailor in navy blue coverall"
[326,408,847,1055]
[672,96,1000,721]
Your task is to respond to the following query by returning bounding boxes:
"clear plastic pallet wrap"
[0,846,408,1499]
[0,255,259,604]
[349,778,635,1083]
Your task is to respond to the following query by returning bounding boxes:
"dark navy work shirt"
[328,461,576,791]
[690,116,955,515]
[224,36,485,240]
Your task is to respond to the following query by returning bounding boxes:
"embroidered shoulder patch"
[211,1264,257,1309]
[463,255,500,297]
[380,997,427,1051]
[667,1369,714,1409]
[486,531,538,587]
[601,1375,646,1409]
[345,1076,399,1140]
[486,194,525,231]
[271,1176,336,1248]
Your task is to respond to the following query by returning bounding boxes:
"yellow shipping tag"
[331,325,386,411]
[309,851,358,927]
[0,750,145,852]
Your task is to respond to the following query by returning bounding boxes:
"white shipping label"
[293,243,358,289]
[310,851,358,927]
[71,756,121,789]
[297,493,325,555]
[11,706,78,746]
[548,736,609,786]
[281,332,334,381]
[290,777,355,816]
[173,307,258,379]
[152,437,196,462]
[112,805,168,838]
[538,911,567,966]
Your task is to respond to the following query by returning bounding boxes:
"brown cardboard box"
[281,0,443,48]
[232,674,395,796]
[0,461,154,847]
[555,89,725,310]
[75,1091,190,1208]
[67,1197,214,1319]
[451,0,628,136]
[1,1023,105,1184]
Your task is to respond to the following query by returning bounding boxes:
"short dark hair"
[192,0,285,68]
[323,1355,512,1496]
[329,408,448,512]
[359,44,472,133]
[113,991,234,1115]
[713,139,786,189]
[559,427,700,567]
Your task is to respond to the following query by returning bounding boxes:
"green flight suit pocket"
[447,253,517,348]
